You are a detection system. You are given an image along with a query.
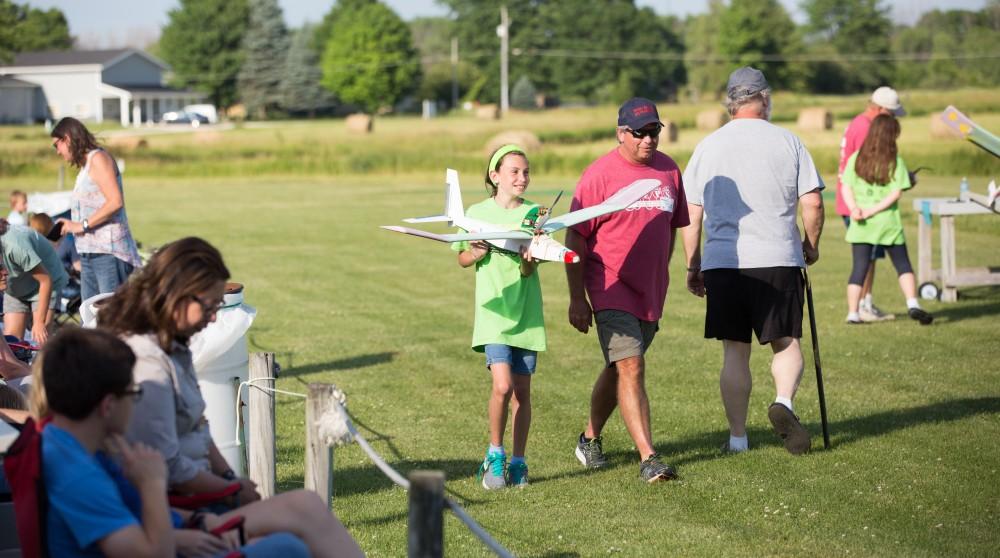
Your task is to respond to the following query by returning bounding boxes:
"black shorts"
[703,267,804,345]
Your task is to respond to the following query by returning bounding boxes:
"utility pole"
[497,5,509,116]
[451,37,459,110]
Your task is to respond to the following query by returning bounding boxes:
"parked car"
[161,110,209,127]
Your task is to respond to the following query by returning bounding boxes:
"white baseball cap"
[871,86,905,116]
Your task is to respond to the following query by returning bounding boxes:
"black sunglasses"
[119,385,143,401]
[191,295,225,315]
[627,125,662,139]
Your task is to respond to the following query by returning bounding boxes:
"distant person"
[453,144,545,489]
[97,237,365,558]
[1,224,69,345]
[50,117,141,300]
[29,212,81,276]
[682,67,824,455]
[841,115,933,325]
[835,87,907,322]
[566,98,689,483]
[6,190,27,227]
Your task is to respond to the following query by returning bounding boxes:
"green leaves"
[0,0,71,64]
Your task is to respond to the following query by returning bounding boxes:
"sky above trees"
[26,0,991,49]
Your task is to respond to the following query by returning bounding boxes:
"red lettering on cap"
[632,106,652,116]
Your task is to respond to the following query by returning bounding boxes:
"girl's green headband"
[487,144,526,185]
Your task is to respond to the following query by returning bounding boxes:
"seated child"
[6,191,27,227]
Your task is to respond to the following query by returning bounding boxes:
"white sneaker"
[859,304,895,322]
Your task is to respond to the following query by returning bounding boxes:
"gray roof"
[6,49,167,70]
[0,76,39,88]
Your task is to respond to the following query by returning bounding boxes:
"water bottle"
[959,177,969,202]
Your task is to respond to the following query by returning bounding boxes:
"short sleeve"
[893,157,912,192]
[842,152,859,188]
[8,237,41,274]
[569,169,606,238]
[796,140,825,197]
[451,241,468,252]
[671,175,691,228]
[681,148,704,206]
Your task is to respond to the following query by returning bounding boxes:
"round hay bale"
[660,120,679,143]
[696,109,728,131]
[226,104,246,120]
[930,112,961,139]
[346,113,373,134]
[192,131,223,144]
[484,130,542,157]
[475,104,499,120]
[107,136,148,151]
[797,108,832,130]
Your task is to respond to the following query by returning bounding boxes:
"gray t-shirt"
[1,226,69,301]
[683,118,824,270]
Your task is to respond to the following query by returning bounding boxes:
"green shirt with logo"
[843,153,912,246]
[453,198,546,353]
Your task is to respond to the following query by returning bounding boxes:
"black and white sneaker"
[908,307,934,325]
[575,433,608,469]
[639,453,677,483]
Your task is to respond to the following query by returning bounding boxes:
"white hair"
[726,89,771,119]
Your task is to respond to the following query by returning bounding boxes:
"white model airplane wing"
[381,225,533,242]
[539,178,661,233]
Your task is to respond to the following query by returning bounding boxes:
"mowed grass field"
[2,92,999,556]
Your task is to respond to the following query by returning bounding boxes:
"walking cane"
[803,267,831,449]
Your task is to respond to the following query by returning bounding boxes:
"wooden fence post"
[408,471,445,558]
[247,352,276,499]
[305,383,336,509]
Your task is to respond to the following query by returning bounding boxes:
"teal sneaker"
[476,452,507,490]
[508,461,528,488]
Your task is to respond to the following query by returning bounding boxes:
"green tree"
[892,7,1000,89]
[683,0,728,100]
[281,24,335,116]
[237,0,290,118]
[801,0,893,92]
[718,0,801,91]
[159,0,249,110]
[319,0,420,114]
[510,75,537,109]
[0,0,71,63]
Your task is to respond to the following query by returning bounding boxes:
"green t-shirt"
[1,226,69,301]
[843,153,912,246]
[452,198,546,353]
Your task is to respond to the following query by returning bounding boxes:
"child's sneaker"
[508,461,528,487]
[476,452,507,490]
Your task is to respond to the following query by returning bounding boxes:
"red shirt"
[570,149,689,322]
[836,113,873,216]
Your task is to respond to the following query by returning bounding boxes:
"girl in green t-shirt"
[455,144,546,489]
[842,115,933,325]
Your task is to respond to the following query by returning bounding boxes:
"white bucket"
[190,283,256,474]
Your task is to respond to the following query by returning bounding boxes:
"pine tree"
[510,75,537,110]
[237,0,290,118]
[281,25,335,117]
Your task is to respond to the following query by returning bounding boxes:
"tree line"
[2,0,998,118]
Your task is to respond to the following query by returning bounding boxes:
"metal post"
[497,5,509,116]
[450,37,459,110]
[408,471,445,558]
[305,383,336,510]
[247,352,276,498]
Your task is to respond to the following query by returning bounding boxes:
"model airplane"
[381,169,661,263]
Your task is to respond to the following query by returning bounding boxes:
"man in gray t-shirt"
[681,67,825,456]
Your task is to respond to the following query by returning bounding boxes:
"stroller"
[51,271,82,327]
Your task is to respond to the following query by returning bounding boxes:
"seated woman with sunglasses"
[97,237,363,558]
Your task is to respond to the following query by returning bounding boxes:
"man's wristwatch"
[81,219,90,233]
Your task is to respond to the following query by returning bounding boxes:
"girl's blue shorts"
[483,344,537,375]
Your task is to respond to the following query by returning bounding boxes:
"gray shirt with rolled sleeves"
[124,333,213,486]
[683,118,825,271]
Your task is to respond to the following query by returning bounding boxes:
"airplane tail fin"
[402,169,465,224]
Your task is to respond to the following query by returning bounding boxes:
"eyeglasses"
[627,125,662,139]
[119,385,143,401]
[191,295,225,315]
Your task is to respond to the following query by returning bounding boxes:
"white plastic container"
[189,283,256,474]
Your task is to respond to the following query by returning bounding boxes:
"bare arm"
[457,241,489,268]
[800,190,824,265]
[841,182,863,221]
[860,189,903,220]
[564,229,593,333]
[681,204,705,296]
[28,265,52,345]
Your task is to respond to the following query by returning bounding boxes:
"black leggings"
[849,243,914,285]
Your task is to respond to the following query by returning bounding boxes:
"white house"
[0,49,204,126]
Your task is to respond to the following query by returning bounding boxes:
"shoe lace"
[583,436,603,456]
[488,454,506,478]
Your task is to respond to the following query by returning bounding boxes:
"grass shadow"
[280,352,397,377]
[931,301,1000,324]
[331,457,481,498]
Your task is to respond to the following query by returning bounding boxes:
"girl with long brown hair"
[841,114,933,325]
[50,117,141,301]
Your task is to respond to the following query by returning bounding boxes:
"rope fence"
[240,352,515,558]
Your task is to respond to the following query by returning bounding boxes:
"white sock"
[861,294,873,310]
[488,444,505,456]
[775,396,793,412]
[906,298,920,310]
[728,435,749,452]
[847,312,861,322]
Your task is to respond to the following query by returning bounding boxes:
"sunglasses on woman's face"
[627,125,662,139]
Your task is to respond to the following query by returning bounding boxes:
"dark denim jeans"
[80,253,134,300]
